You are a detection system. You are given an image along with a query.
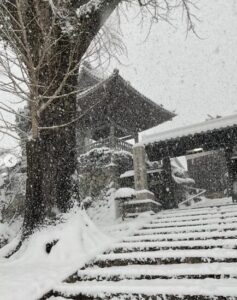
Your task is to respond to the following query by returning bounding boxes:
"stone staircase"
[43,203,237,300]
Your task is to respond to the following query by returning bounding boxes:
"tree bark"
[22,0,120,233]
[24,139,44,234]
[24,65,78,232]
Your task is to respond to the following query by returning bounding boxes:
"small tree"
[0,0,197,235]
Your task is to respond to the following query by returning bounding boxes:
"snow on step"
[43,203,237,299]
[111,238,237,251]
[153,211,237,223]
[95,248,237,262]
[136,222,237,235]
[123,229,237,242]
[148,216,237,228]
[156,204,237,217]
[54,278,237,298]
[77,262,237,279]
[160,204,237,216]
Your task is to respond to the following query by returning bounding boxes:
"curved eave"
[115,74,176,122]
[77,71,176,132]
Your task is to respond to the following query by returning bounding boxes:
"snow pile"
[102,211,156,241]
[0,208,112,300]
[114,187,136,199]
[0,216,22,250]
[0,222,15,248]
[86,186,154,240]
[86,187,117,226]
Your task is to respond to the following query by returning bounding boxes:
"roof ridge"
[77,72,116,100]
[116,73,176,118]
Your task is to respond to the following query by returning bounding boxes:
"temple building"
[75,64,177,214]
[76,64,175,155]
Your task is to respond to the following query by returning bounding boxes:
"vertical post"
[162,157,175,208]
[231,146,237,203]
[76,128,86,156]
[84,128,92,150]
[133,144,154,200]
[110,124,116,148]
[133,144,148,191]
[134,132,139,144]
[225,147,234,197]
[233,161,237,203]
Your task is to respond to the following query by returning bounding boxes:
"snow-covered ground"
[0,208,112,300]
[0,196,235,300]
[0,206,153,300]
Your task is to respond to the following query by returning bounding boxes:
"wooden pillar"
[134,132,139,144]
[162,157,175,209]
[110,124,116,148]
[231,147,237,202]
[225,147,234,197]
[76,128,86,156]
[84,128,92,150]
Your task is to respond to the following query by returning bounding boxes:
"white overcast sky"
[113,0,237,138]
[1,0,237,149]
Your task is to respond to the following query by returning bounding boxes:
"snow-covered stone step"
[109,238,237,253]
[160,204,237,217]
[53,278,237,299]
[156,207,237,218]
[173,202,237,211]
[152,211,237,223]
[76,262,237,281]
[149,216,237,228]
[123,230,237,242]
[135,222,237,236]
[93,248,237,267]
[160,206,237,217]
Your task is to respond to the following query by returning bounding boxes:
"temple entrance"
[144,114,237,206]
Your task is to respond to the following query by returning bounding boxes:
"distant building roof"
[144,113,237,161]
[144,113,237,145]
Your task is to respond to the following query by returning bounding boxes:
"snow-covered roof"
[143,113,237,144]
[77,68,175,140]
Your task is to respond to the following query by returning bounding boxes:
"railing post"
[109,125,115,149]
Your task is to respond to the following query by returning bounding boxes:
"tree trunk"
[24,58,78,234]
[22,0,120,233]
[23,139,44,234]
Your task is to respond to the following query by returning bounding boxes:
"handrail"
[178,187,206,208]
[84,137,133,153]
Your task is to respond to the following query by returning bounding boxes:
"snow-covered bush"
[0,157,26,223]
[78,147,133,200]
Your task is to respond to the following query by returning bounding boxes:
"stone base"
[115,189,160,219]
[124,198,161,217]
[135,189,155,200]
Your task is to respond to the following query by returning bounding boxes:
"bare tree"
[0,0,197,235]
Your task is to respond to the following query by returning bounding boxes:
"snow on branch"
[76,0,106,18]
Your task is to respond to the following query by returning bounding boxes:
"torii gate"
[143,114,237,204]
